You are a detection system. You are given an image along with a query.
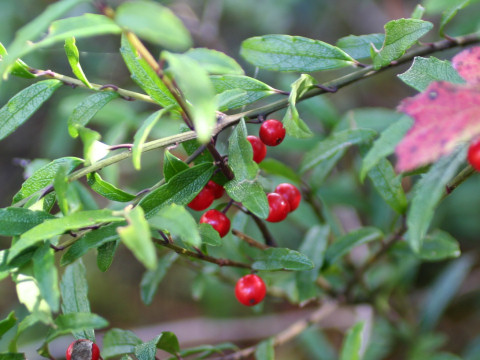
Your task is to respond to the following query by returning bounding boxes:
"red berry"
[205,180,224,199]
[265,193,290,222]
[235,274,266,306]
[259,119,286,146]
[188,187,215,211]
[66,339,100,360]
[200,209,231,237]
[247,135,267,163]
[468,140,480,171]
[275,183,301,212]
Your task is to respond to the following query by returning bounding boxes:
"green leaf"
[60,260,94,340]
[78,127,109,165]
[120,34,177,107]
[181,125,214,164]
[259,158,302,184]
[53,163,71,215]
[133,108,171,170]
[34,14,121,48]
[139,163,215,218]
[0,80,62,141]
[102,328,142,359]
[0,208,54,236]
[336,33,385,60]
[439,0,471,36]
[412,4,426,19]
[177,343,237,358]
[61,223,121,267]
[13,271,52,325]
[301,129,377,173]
[0,42,35,79]
[64,37,92,88]
[156,332,180,355]
[366,158,407,214]
[149,204,201,247]
[252,248,314,271]
[97,240,119,272]
[324,227,383,267]
[33,243,59,313]
[255,338,274,360]
[45,313,108,342]
[407,146,467,252]
[339,322,365,360]
[198,223,222,247]
[0,353,25,360]
[163,52,217,143]
[360,116,413,181]
[0,311,17,338]
[9,210,124,261]
[115,1,192,51]
[224,119,269,218]
[397,56,465,92]
[185,48,244,75]
[371,19,433,69]
[0,0,89,80]
[418,230,461,261]
[283,74,315,138]
[12,157,83,204]
[118,206,156,270]
[211,75,275,111]
[140,253,178,305]
[68,91,119,138]
[87,173,136,202]
[241,35,357,72]
[163,151,189,182]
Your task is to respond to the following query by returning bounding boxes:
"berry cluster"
[247,119,286,164]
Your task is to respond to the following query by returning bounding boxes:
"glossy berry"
[200,209,231,238]
[235,274,267,306]
[259,119,286,146]
[247,135,267,163]
[468,140,480,171]
[205,180,224,199]
[275,183,301,212]
[188,187,215,211]
[265,193,290,222]
[66,339,100,360]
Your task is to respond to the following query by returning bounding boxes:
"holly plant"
[1,0,480,359]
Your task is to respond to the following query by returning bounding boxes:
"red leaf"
[395,46,480,172]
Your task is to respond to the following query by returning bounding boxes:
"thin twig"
[232,229,270,250]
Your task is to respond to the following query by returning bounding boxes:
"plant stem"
[232,229,270,250]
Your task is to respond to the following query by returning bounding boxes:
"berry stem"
[232,229,269,250]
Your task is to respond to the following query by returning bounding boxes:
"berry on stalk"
[265,193,290,222]
[468,140,480,171]
[259,119,286,146]
[275,183,301,212]
[200,209,231,237]
[247,135,267,163]
[235,274,267,306]
[188,187,215,211]
[66,339,100,360]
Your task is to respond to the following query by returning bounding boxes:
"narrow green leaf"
[0,311,17,338]
[149,204,201,247]
[97,240,120,272]
[13,272,52,325]
[115,1,192,51]
[134,337,158,360]
[0,80,62,141]
[339,322,365,360]
[252,248,314,271]
[241,35,357,72]
[0,42,35,79]
[336,34,385,60]
[68,91,119,138]
[53,164,70,215]
[118,206,156,270]
[64,37,92,88]
[34,14,121,48]
[78,127,110,165]
[283,74,315,138]
[407,146,467,252]
[360,116,413,181]
[163,151,189,182]
[133,108,171,170]
[33,243,59,313]
[185,48,244,75]
[211,75,275,111]
[412,4,426,19]
[255,338,274,360]
[139,163,215,218]
[60,260,94,340]
[419,230,461,261]
[439,0,471,36]
[120,34,177,107]
[9,210,124,261]
[87,173,136,202]
[397,56,465,92]
[12,157,83,204]
[140,253,178,305]
[301,129,377,173]
[102,328,142,359]
[46,313,108,342]
[0,208,54,236]
[259,159,302,184]
[324,227,383,267]
[163,52,217,143]
[371,19,433,69]
[198,223,222,247]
